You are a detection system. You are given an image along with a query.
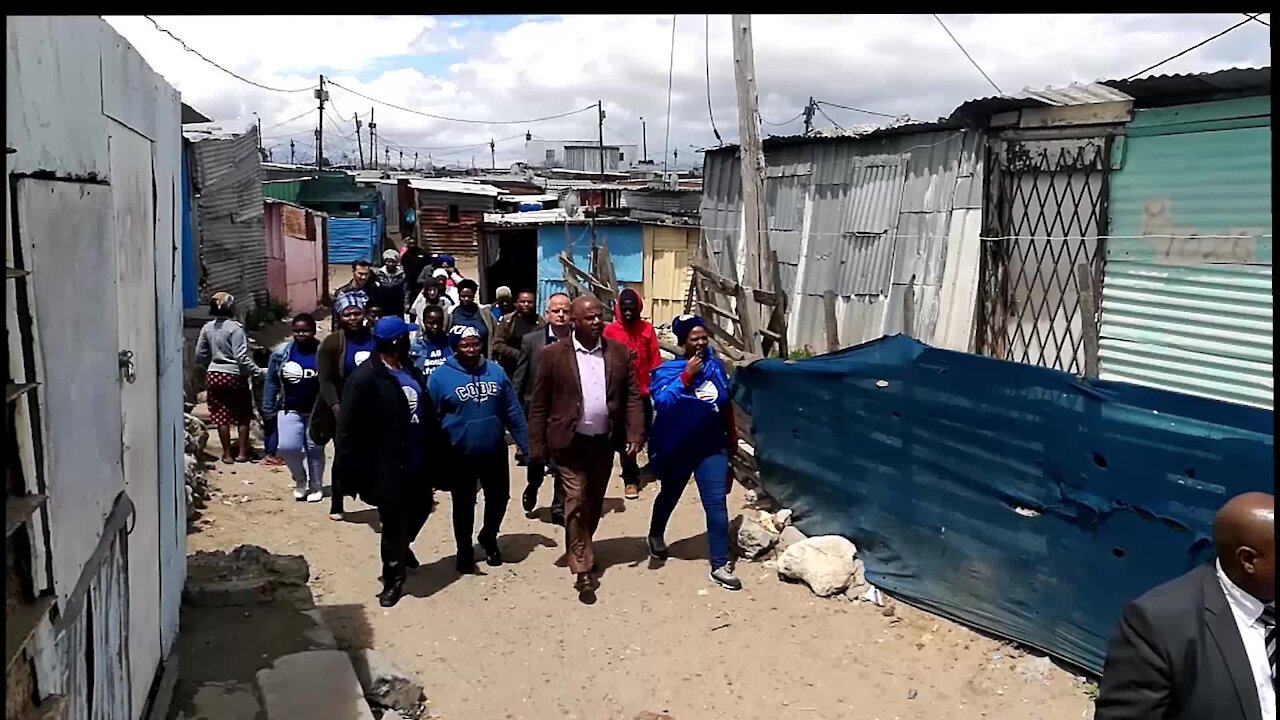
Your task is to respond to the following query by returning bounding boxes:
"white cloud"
[105,14,1271,169]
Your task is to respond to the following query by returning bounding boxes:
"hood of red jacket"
[612,287,644,326]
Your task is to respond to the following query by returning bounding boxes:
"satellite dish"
[563,191,580,218]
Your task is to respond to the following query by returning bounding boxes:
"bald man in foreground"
[1095,492,1274,720]
[528,295,642,602]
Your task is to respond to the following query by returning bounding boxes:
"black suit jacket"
[1094,562,1262,720]
[513,326,555,411]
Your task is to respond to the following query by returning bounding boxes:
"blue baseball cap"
[372,316,414,341]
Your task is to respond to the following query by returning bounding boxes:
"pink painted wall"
[263,201,324,313]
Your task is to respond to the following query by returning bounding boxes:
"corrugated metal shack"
[189,127,269,306]
[264,199,328,313]
[409,178,501,257]
[701,125,985,353]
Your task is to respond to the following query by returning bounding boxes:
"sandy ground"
[189,428,1096,719]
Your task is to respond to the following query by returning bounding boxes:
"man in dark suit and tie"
[1095,491,1274,720]
[514,292,572,525]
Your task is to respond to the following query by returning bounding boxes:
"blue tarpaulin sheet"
[328,215,383,264]
[734,335,1273,675]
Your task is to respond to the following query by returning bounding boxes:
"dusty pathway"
[189,437,1095,720]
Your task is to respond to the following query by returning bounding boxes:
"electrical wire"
[663,14,677,173]
[760,112,805,127]
[815,101,899,120]
[1124,14,1264,80]
[142,16,315,93]
[815,106,843,130]
[324,77,597,125]
[260,109,314,133]
[1243,12,1269,26]
[705,15,723,146]
[931,14,1002,94]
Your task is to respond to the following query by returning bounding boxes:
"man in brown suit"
[528,295,643,602]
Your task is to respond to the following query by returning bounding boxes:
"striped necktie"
[1263,603,1276,684]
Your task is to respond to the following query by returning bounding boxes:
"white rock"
[776,535,858,597]
[349,648,424,711]
[775,525,807,554]
[772,509,793,530]
[729,514,777,560]
[743,489,758,504]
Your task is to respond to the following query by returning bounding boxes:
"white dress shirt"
[1216,560,1275,720]
[573,335,608,437]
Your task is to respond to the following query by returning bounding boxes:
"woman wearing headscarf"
[427,325,528,572]
[372,248,407,318]
[194,292,265,464]
[335,316,444,607]
[445,279,496,358]
[313,292,377,520]
[644,314,742,591]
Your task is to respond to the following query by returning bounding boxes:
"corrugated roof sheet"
[407,178,503,196]
[1015,82,1133,106]
[193,127,268,305]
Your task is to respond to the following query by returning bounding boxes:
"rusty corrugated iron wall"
[415,189,495,256]
[191,128,268,305]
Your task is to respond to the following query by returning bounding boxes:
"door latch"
[118,350,136,384]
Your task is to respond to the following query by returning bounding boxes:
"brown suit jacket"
[528,335,643,459]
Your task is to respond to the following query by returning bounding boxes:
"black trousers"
[527,459,566,516]
[379,488,432,582]
[450,451,510,560]
[619,395,654,485]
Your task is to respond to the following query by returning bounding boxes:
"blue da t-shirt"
[343,332,377,375]
[281,342,320,412]
[409,335,453,379]
[388,366,425,470]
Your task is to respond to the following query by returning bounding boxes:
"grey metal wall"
[192,128,268,305]
[700,130,984,352]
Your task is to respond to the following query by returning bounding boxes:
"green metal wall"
[261,179,303,204]
[1101,96,1272,408]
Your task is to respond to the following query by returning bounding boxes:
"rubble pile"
[184,412,210,525]
[730,505,873,602]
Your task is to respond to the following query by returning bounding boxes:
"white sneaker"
[293,488,306,501]
[306,490,323,503]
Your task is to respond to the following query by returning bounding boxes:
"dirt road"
[189,440,1095,720]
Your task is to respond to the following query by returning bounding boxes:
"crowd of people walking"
[193,249,744,608]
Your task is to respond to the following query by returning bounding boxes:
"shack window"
[448,204,460,223]
[618,151,625,162]
[545,149,556,163]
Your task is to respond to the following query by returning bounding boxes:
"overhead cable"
[1124,14,1264,80]
[931,14,1003,94]
[141,16,315,93]
[760,112,804,127]
[324,77,597,125]
[663,14,677,173]
[705,15,723,145]
[1243,12,1269,26]
[815,101,898,120]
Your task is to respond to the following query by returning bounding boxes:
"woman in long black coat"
[334,316,447,607]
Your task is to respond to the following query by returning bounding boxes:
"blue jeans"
[648,451,730,569]
[264,414,279,456]
[277,411,326,493]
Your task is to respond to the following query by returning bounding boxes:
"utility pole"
[369,108,377,169]
[355,114,365,169]
[255,113,262,153]
[803,97,816,135]
[289,140,295,164]
[490,139,496,170]
[314,75,327,169]
[597,100,606,180]
[731,14,766,354]
[413,152,418,170]
[639,116,648,163]
[385,147,390,170]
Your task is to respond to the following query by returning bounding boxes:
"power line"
[1243,12,1269,26]
[815,105,843,130]
[1125,14,1264,80]
[261,109,314,132]
[815,100,899,120]
[931,14,1002,94]
[324,77,597,125]
[761,111,804,127]
[141,16,315,93]
[705,15,723,146]
[663,14,677,174]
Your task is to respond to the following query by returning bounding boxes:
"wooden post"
[768,249,788,358]
[823,289,839,353]
[1075,262,1100,377]
[731,14,767,354]
[903,276,916,339]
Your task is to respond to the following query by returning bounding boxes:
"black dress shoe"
[479,538,503,567]
[405,549,420,569]
[574,572,596,604]
[521,483,539,514]
[456,555,479,574]
[378,576,405,607]
[550,509,565,527]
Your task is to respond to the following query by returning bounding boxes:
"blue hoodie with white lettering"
[425,355,529,459]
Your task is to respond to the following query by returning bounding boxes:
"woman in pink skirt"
[195,292,265,464]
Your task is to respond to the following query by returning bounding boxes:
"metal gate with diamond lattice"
[975,137,1111,375]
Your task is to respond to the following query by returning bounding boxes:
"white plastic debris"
[860,586,885,606]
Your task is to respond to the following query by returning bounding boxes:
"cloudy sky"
[105,14,1270,170]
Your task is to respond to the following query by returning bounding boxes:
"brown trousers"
[553,433,616,574]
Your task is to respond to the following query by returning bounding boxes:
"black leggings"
[450,452,511,559]
[379,488,432,580]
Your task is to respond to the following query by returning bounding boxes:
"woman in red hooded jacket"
[602,288,662,499]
